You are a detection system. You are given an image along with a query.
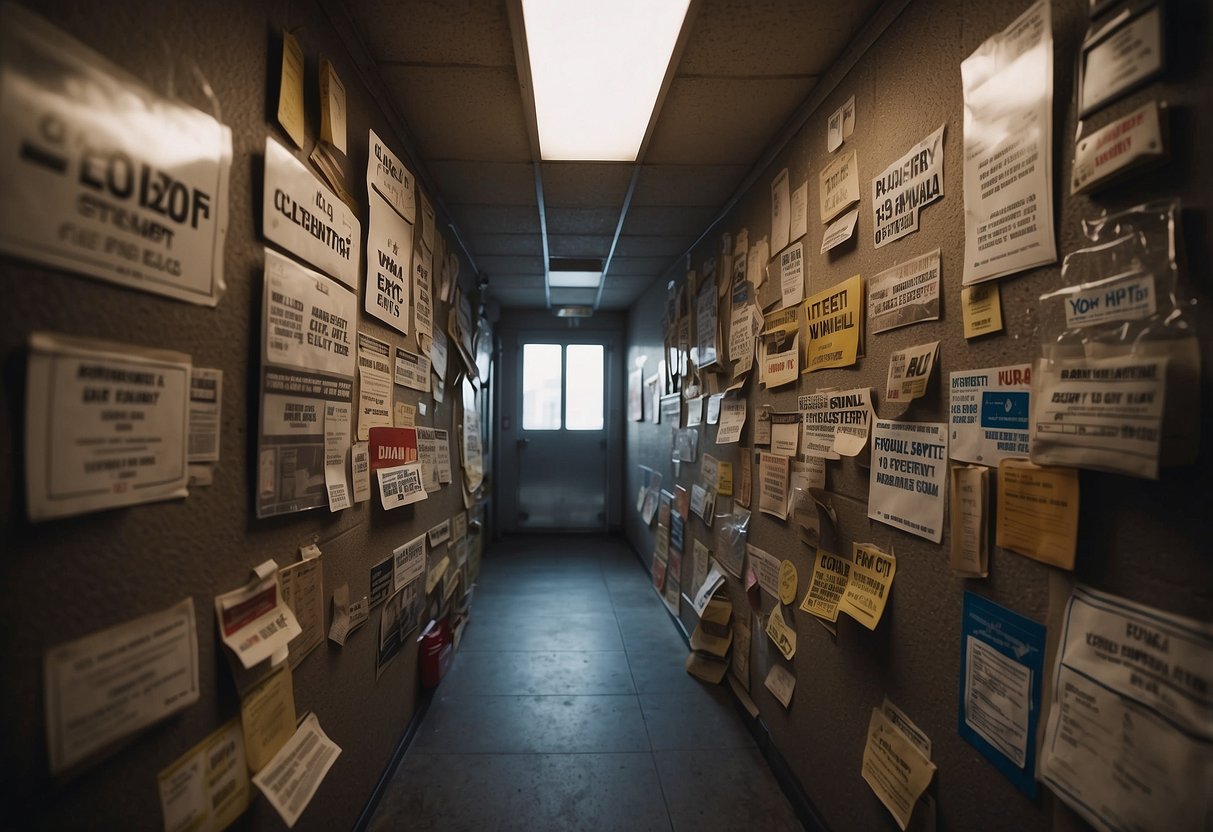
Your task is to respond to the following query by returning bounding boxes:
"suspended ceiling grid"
[347,0,884,311]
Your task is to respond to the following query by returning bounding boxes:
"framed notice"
[1079,3,1165,117]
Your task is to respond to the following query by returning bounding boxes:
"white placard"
[263,136,360,289]
[869,419,948,542]
[962,0,1056,284]
[1061,273,1156,329]
[872,125,944,248]
[26,333,190,521]
[949,364,1032,465]
[0,4,232,305]
[867,249,941,334]
[394,347,431,392]
[1071,101,1165,194]
[367,128,415,223]
[1080,7,1163,115]
[45,598,199,774]
[364,190,412,334]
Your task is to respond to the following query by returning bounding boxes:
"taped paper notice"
[790,181,808,242]
[862,707,937,831]
[820,150,860,223]
[868,250,941,334]
[949,364,1032,465]
[356,334,393,441]
[821,207,859,253]
[364,191,412,334]
[962,282,1003,338]
[25,333,190,521]
[961,0,1056,283]
[263,137,360,289]
[1072,101,1166,195]
[1030,353,1165,479]
[837,543,896,630]
[949,465,988,577]
[802,274,861,373]
[996,460,1079,569]
[959,592,1045,797]
[188,368,223,464]
[779,241,805,310]
[765,664,796,709]
[758,452,790,520]
[771,168,790,253]
[327,584,368,646]
[394,347,431,392]
[157,718,250,832]
[277,31,305,148]
[45,598,199,774]
[765,607,797,660]
[799,549,850,623]
[350,442,371,502]
[318,59,347,153]
[1060,273,1156,330]
[885,341,939,403]
[239,665,296,774]
[252,712,341,829]
[869,420,948,543]
[1040,585,1213,832]
[872,125,944,248]
[0,4,233,305]
[393,534,426,590]
[377,463,427,509]
[368,129,415,222]
[798,387,873,458]
[215,561,301,670]
[745,545,782,601]
[323,403,352,511]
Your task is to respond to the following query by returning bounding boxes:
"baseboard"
[625,537,830,832]
[353,685,435,832]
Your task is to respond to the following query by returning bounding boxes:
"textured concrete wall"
[626,0,1213,829]
[0,0,482,828]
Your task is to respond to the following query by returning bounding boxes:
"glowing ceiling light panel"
[522,0,690,161]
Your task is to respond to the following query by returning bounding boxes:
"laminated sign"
[0,4,233,305]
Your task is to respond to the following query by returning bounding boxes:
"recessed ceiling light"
[555,305,594,318]
[522,0,690,161]
[549,271,602,288]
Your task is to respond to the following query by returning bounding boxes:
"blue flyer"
[958,592,1045,798]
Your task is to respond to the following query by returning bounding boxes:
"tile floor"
[369,535,803,832]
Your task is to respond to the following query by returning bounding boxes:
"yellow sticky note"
[838,543,896,630]
[717,462,733,496]
[240,664,296,773]
[778,560,798,605]
[799,548,850,622]
[158,718,251,832]
[319,58,347,154]
[996,460,1079,569]
[803,274,862,373]
[962,282,1003,338]
[277,30,305,149]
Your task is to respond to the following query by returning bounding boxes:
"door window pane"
[522,344,563,429]
[565,344,604,430]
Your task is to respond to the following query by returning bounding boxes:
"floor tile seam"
[427,692,643,700]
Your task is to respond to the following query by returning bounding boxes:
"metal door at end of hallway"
[515,339,609,530]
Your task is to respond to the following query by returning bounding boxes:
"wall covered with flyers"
[625,0,1211,829]
[0,0,491,828]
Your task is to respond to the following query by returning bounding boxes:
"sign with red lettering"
[368,426,418,470]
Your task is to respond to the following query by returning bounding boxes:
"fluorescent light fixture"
[522,0,690,161]
[549,271,602,288]
[555,305,594,318]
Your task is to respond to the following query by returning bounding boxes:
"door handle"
[516,437,530,448]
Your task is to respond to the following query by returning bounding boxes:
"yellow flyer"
[996,460,1079,569]
[802,274,862,372]
[838,543,896,630]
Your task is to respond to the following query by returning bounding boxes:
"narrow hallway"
[369,535,803,831]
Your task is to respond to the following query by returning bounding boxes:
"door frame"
[495,318,624,534]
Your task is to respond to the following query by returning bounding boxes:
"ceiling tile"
[613,236,690,258]
[631,164,750,207]
[607,256,673,277]
[381,66,531,162]
[545,207,621,236]
[646,76,816,165]
[476,255,544,276]
[350,0,515,66]
[490,286,548,308]
[622,205,718,237]
[677,0,883,76]
[486,274,546,291]
[547,234,613,258]
[550,287,598,306]
[446,204,540,235]
[429,161,535,205]
[541,162,633,207]
[466,233,543,257]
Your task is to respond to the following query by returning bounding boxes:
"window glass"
[565,344,604,430]
[522,343,562,429]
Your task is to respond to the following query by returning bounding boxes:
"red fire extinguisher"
[419,619,452,688]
